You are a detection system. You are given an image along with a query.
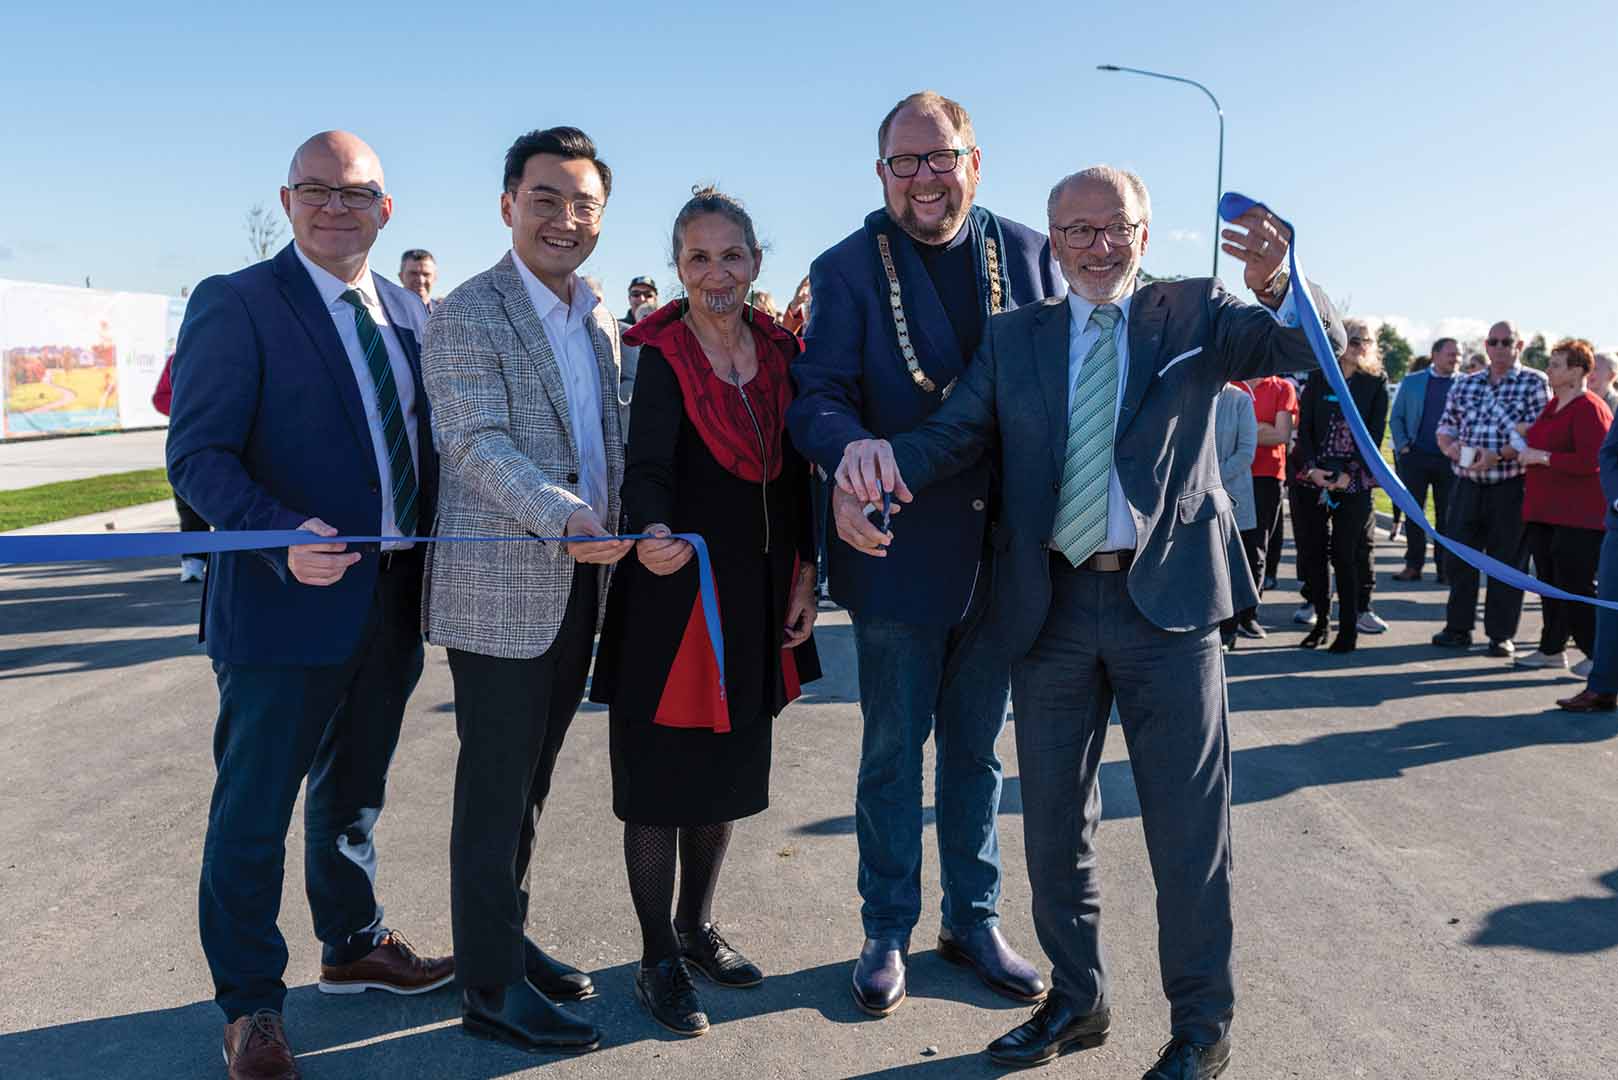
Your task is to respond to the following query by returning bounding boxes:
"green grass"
[0,468,172,531]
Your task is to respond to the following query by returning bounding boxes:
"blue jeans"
[851,614,1010,943]
[1589,530,1618,694]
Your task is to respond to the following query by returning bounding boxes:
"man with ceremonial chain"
[787,90,1061,1017]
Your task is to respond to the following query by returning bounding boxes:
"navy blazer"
[892,277,1344,656]
[787,207,1062,625]
[166,243,439,666]
[1601,416,1618,532]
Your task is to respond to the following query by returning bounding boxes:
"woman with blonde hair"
[1289,319,1390,652]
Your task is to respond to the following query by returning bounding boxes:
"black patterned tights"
[623,821,734,964]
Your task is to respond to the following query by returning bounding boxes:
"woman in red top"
[591,187,821,1037]
[1516,338,1613,671]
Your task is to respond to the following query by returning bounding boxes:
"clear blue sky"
[3,0,1613,350]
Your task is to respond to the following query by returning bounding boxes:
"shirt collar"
[510,248,598,326]
[294,243,376,310]
[1066,277,1138,332]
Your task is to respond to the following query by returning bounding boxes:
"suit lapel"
[271,244,374,473]
[492,253,577,439]
[1033,298,1073,474]
[1116,283,1169,439]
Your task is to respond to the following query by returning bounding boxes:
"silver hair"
[1595,352,1616,373]
[1046,166,1152,223]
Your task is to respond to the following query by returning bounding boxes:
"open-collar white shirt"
[510,250,609,522]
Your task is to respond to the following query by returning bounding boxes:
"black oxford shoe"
[1143,1036,1231,1079]
[851,938,905,1016]
[679,923,763,988]
[525,938,593,1000]
[635,956,708,1037]
[461,981,600,1054]
[986,997,1109,1068]
[937,925,1047,1003]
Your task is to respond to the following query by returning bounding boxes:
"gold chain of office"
[877,233,1003,399]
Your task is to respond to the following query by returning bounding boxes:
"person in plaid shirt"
[1431,320,1550,655]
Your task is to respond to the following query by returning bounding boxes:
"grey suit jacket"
[892,277,1343,655]
[420,252,626,659]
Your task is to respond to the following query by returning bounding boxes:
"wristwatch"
[1259,266,1291,305]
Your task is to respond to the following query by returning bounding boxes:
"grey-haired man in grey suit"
[421,125,630,1056]
[835,167,1343,1079]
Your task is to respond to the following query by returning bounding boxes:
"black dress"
[590,305,821,826]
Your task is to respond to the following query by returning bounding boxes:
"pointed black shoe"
[461,980,600,1054]
[851,938,906,1016]
[936,925,1047,1002]
[679,923,763,988]
[1143,1036,1231,1079]
[525,938,593,999]
[1327,626,1358,654]
[1299,615,1329,649]
[986,997,1110,1067]
[635,956,709,1037]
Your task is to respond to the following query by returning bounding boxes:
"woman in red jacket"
[1515,338,1613,673]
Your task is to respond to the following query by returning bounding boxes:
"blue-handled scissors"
[880,490,893,532]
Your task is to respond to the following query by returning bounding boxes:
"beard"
[888,173,977,245]
[1062,253,1140,304]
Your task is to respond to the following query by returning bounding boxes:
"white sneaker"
[1292,603,1315,625]
[1572,658,1594,678]
[1356,610,1389,634]
[179,557,206,583]
[1514,650,1569,669]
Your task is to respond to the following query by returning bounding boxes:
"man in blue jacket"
[168,131,451,1080]
[1388,337,1460,582]
[787,90,1060,1017]
[1558,418,1618,712]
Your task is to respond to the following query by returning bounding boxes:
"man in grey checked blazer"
[420,126,630,1055]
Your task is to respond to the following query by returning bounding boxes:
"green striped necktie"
[340,289,419,538]
[1051,303,1122,567]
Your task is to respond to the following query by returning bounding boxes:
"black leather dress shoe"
[1143,1036,1231,1079]
[851,938,905,1016]
[1431,629,1472,648]
[937,925,1047,1002]
[461,981,600,1053]
[986,997,1109,1067]
[525,938,593,1000]
[679,923,763,988]
[635,957,708,1037]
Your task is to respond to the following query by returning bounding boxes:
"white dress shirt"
[510,250,610,522]
[1066,277,1300,552]
[294,244,420,549]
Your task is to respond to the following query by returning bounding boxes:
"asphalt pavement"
[1,532,1614,1079]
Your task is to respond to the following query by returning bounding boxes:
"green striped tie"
[1052,304,1122,567]
[340,289,419,538]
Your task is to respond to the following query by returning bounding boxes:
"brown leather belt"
[1050,548,1134,573]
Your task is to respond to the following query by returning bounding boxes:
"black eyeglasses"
[1052,220,1143,249]
[1348,336,1372,347]
[878,147,975,179]
[1485,337,1516,347]
[628,288,656,299]
[289,182,384,210]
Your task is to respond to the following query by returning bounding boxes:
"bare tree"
[245,203,287,263]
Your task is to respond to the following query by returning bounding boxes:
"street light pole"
[1097,64,1224,279]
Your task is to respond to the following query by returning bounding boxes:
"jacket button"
[567,472,579,484]
[971,498,986,512]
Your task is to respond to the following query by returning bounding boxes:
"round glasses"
[513,190,604,225]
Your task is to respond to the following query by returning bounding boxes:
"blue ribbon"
[0,528,728,695]
[1221,191,1618,612]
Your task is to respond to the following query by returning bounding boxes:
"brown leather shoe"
[1557,689,1617,713]
[223,1010,299,1080]
[318,930,454,995]
[1392,567,1421,582]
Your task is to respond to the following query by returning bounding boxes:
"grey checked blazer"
[420,252,625,659]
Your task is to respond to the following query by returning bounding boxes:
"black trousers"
[1522,522,1603,656]
[1249,477,1283,598]
[448,563,598,989]
[1291,487,1372,625]
[1443,477,1529,641]
[200,555,425,1021]
[175,492,210,560]
[1265,487,1287,585]
[1396,450,1454,576]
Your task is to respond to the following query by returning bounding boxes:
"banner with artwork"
[0,279,182,439]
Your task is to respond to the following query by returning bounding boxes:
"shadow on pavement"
[0,952,1030,1079]
[1471,868,1618,954]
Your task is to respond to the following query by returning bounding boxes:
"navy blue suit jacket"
[788,208,1062,625]
[166,243,438,666]
[1601,417,1618,532]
